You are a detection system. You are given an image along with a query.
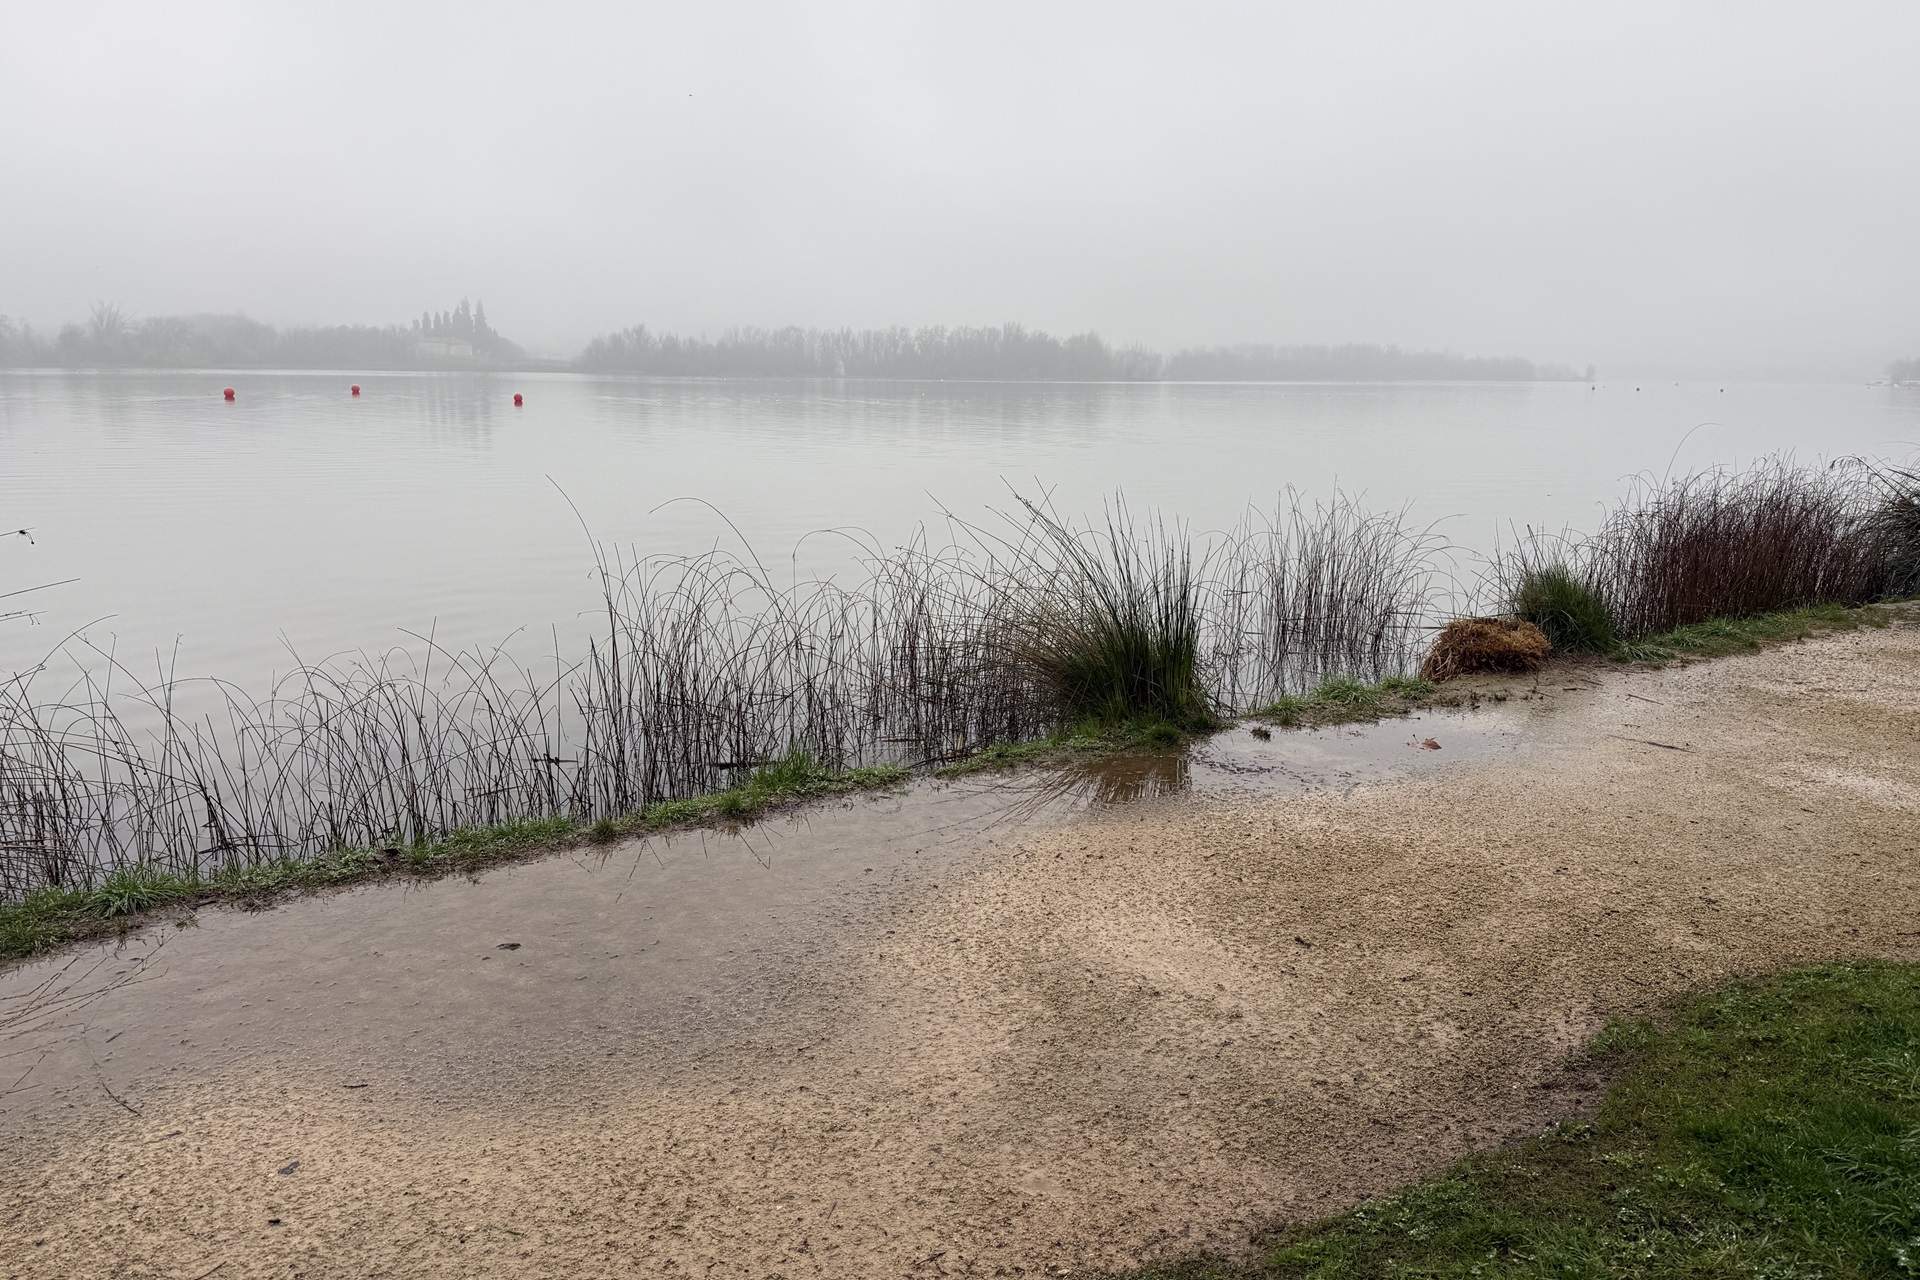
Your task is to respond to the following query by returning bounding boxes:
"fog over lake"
[5,4,1918,379]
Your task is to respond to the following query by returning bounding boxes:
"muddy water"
[0,705,1533,1135]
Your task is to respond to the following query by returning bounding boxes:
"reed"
[0,490,1443,901]
[5,459,1909,906]
[1599,462,1898,636]
[1210,491,1450,705]
[1866,461,1920,600]
[1494,458,1913,646]
[996,500,1214,731]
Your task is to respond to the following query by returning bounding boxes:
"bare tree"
[86,300,129,346]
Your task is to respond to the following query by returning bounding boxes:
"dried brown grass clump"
[1420,617,1550,681]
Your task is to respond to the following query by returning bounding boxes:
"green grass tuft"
[0,886,93,960]
[1259,696,1306,727]
[1021,604,1218,733]
[1252,674,1441,729]
[1376,674,1435,698]
[1308,676,1379,708]
[1008,507,1220,734]
[1509,562,1618,653]
[87,865,193,917]
[1125,960,1920,1280]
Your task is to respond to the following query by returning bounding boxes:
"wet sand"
[4,618,1917,1278]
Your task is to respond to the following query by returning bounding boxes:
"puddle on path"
[2,774,1084,1128]
[1061,700,1545,803]
[0,701,1550,1132]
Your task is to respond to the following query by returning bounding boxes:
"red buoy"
[512,392,524,407]
[350,384,361,397]
[223,387,235,401]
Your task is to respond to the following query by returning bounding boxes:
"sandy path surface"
[4,617,1918,1279]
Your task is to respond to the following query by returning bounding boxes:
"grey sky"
[3,1,1915,375]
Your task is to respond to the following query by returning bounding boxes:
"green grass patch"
[0,751,909,966]
[0,886,96,963]
[1612,602,1885,664]
[936,716,1195,777]
[1510,562,1618,653]
[1252,674,1441,728]
[1125,960,1920,1280]
[87,864,193,917]
[617,753,911,828]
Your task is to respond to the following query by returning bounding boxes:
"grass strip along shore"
[0,752,908,962]
[1129,961,1920,1280]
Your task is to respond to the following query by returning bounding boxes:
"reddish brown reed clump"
[1420,617,1550,681]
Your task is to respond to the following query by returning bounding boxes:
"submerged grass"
[1253,674,1441,728]
[0,752,909,964]
[1127,960,1920,1280]
[934,715,1194,777]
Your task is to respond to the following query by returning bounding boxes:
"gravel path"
[4,617,1917,1279]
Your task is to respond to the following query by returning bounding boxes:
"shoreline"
[1,601,1897,969]
[2,607,1914,1275]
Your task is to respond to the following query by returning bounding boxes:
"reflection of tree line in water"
[1,456,1915,901]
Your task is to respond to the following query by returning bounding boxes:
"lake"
[3,370,1916,685]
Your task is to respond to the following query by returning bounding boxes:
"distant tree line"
[3,303,1590,380]
[576,322,1583,381]
[0,300,525,370]
[1160,343,1585,382]
[1890,357,1920,384]
[575,322,1167,380]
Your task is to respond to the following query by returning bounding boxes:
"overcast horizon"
[5,2,1917,381]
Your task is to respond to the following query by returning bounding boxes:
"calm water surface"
[3,371,1916,683]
